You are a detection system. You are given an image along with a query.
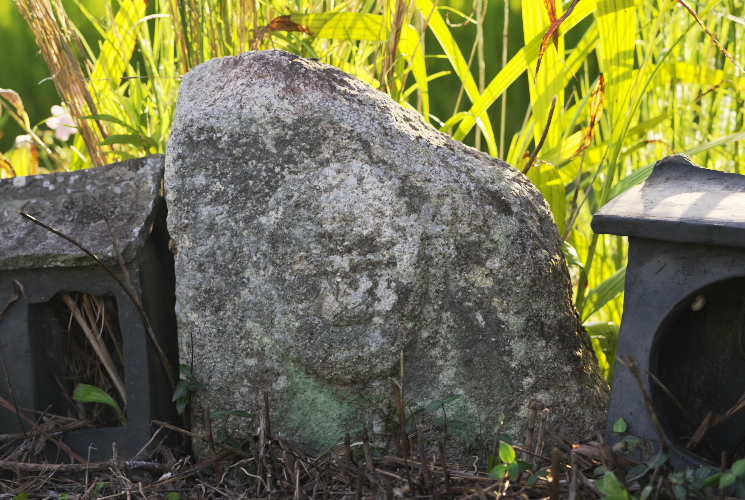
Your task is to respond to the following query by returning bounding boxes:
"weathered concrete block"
[165,50,608,457]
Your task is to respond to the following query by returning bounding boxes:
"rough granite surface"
[165,50,608,457]
[0,155,165,271]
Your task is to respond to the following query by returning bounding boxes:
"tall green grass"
[7,0,745,383]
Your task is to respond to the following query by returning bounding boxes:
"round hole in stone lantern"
[592,154,745,468]
[652,277,745,462]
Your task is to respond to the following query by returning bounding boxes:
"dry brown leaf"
[535,0,581,78]
[264,15,313,35]
[574,74,605,156]
[0,89,31,130]
[0,152,16,178]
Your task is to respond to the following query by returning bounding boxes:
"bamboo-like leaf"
[454,0,598,143]
[5,142,39,177]
[89,0,147,100]
[582,267,626,321]
[543,130,585,166]
[414,0,497,156]
[81,114,140,134]
[528,162,566,235]
[675,0,744,73]
[657,62,744,89]
[0,152,15,179]
[99,134,157,148]
[73,383,128,424]
[584,320,620,341]
[523,0,565,150]
[595,0,635,146]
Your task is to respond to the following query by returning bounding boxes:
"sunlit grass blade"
[582,267,626,321]
[527,162,566,235]
[89,0,147,100]
[454,0,598,143]
[595,0,635,149]
[609,130,745,199]
[522,0,565,151]
[285,13,430,121]
[414,0,497,156]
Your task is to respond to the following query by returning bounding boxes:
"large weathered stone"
[165,49,608,457]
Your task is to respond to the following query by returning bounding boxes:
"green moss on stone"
[278,364,362,452]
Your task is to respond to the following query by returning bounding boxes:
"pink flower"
[47,105,77,141]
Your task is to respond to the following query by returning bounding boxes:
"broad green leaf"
[646,452,670,469]
[507,460,532,478]
[612,417,627,433]
[732,458,745,476]
[441,394,461,404]
[216,428,228,443]
[176,397,189,415]
[640,485,654,500]
[73,383,128,424]
[426,399,445,412]
[721,472,737,488]
[172,383,188,402]
[597,472,630,500]
[499,441,516,464]
[489,463,507,478]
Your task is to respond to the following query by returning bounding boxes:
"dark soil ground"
[0,403,633,500]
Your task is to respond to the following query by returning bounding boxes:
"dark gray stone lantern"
[0,155,178,462]
[592,154,745,466]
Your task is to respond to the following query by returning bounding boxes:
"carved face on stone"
[251,161,425,384]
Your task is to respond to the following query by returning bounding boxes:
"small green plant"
[487,440,532,479]
[72,383,127,424]
[603,417,745,500]
[93,481,106,497]
[488,414,532,479]
[404,394,464,433]
[210,409,253,449]
[172,364,205,415]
